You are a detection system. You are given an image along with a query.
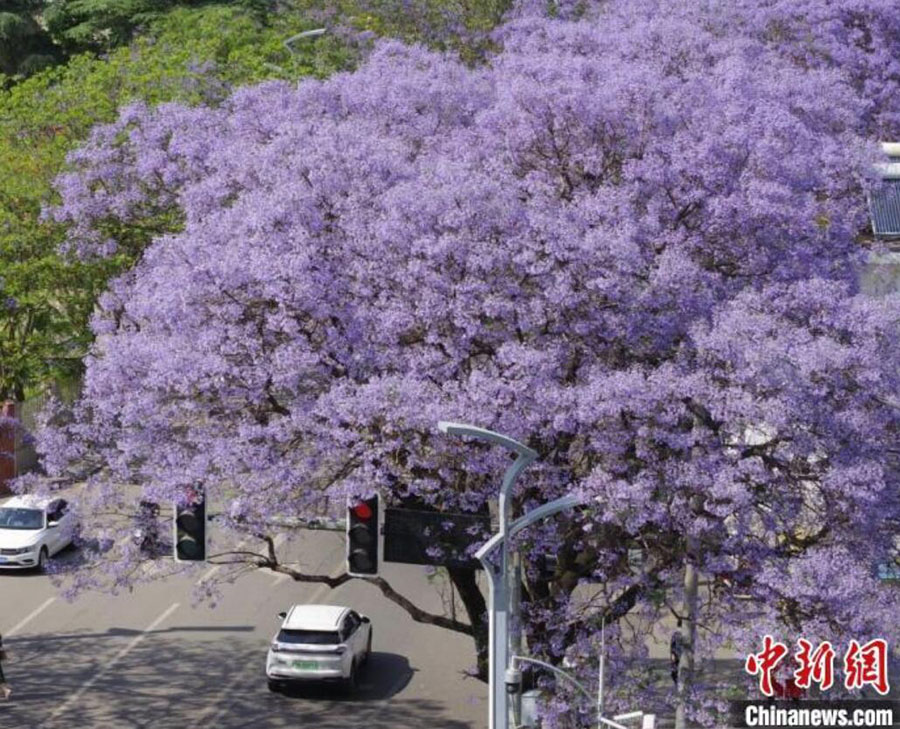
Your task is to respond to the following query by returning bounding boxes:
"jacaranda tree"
[25,0,900,724]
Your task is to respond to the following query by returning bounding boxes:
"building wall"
[0,401,15,495]
[0,380,77,495]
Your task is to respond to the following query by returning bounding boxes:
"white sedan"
[266,604,372,693]
[0,495,76,571]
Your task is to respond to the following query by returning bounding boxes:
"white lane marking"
[199,533,287,586]
[198,562,222,583]
[46,601,181,722]
[198,536,252,583]
[271,534,343,587]
[4,597,56,637]
[271,572,291,586]
[189,573,341,728]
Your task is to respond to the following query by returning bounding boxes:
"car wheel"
[267,679,282,693]
[37,547,49,573]
[344,661,358,694]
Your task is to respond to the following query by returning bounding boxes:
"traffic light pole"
[438,422,580,729]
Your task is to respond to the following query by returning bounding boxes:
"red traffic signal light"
[351,502,373,520]
[347,495,379,576]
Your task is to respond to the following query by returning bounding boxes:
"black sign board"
[383,508,492,570]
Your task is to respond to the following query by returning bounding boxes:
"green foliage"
[0,12,32,39]
[0,3,61,80]
[0,0,514,401]
[299,0,512,64]
[0,3,355,401]
[45,1,210,55]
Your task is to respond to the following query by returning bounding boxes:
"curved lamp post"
[438,421,581,729]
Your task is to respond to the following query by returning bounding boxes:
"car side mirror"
[47,521,59,528]
[277,611,287,619]
[361,616,370,624]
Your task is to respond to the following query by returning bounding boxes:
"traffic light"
[347,494,379,576]
[174,492,206,562]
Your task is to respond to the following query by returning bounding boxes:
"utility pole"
[675,537,699,729]
[598,618,605,723]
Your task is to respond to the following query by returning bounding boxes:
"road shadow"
[274,651,414,702]
[0,632,479,729]
[9,626,256,644]
[0,568,43,578]
[0,542,82,577]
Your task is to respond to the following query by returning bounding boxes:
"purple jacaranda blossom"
[24,1,900,723]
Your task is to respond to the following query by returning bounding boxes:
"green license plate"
[292,660,318,670]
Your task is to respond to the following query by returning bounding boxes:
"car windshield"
[0,507,44,530]
[276,629,340,645]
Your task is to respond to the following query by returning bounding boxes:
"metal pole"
[675,539,699,729]
[440,422,537,729]
[510,552,523,727]
[439,423,583,729]
[494,450,532,729]
[496,548,509,729]
[482,558,508,729]
[598,618,605,729]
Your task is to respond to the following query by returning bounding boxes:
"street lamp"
[283,27,326,59]
[263,28,327,76]
[438,421,581,729]
[509,623,656,729]
[509,655,655,728]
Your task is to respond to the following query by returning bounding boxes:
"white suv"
[266,604,372,693]
[0,495,76,571]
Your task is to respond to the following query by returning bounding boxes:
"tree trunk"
[448,566,489,681]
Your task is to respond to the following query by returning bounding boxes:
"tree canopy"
[0,2,364,401]
[0,0,509,403]
[0,0,60,80]
[27,0,900,724]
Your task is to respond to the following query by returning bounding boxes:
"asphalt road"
[0,529,488,728]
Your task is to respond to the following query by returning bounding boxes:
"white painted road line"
[4,596,56,637]
[46,601,181,722]
[199,562,222,583]
[199,537,254,584]
[271,566,293,586]
[189,574,341,728]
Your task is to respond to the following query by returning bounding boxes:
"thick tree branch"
[228,549,475,637]
[364,575,475,636]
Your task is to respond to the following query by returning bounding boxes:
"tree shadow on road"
[0,632,481,729]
